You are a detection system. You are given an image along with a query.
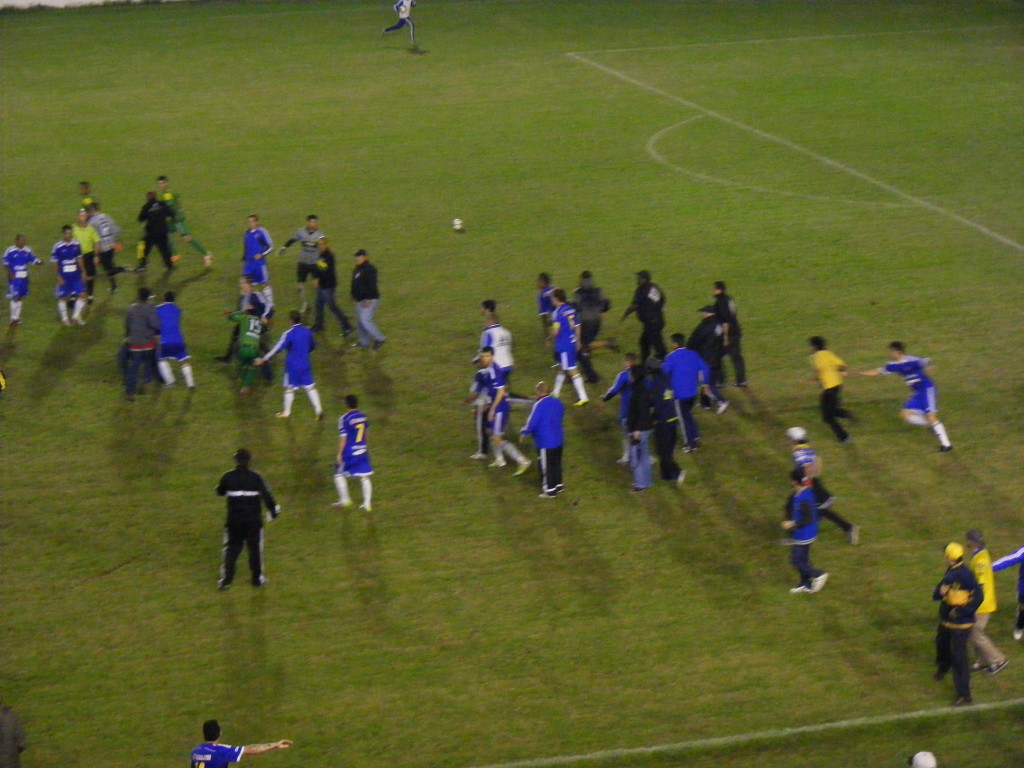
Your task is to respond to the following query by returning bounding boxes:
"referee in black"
[216,448,280,590]
[621,270,667,360]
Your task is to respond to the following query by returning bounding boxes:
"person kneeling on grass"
[782,467,828,595]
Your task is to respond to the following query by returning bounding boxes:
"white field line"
[646,117,911,208]
[566,24,1022,56]
[566,51,1024,253]
[469,697,1024,768]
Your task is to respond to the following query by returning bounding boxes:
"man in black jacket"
[216,448,280,590]
[311,248,353,336]
[351,249,385,350]
[622,270,666,361]
[646,358,684,487]
[689,305,729,413]
[136,191,174,272]
[626,365,655,493]
[713,281,747,386]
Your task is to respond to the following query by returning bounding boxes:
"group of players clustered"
[6,175,1023,709]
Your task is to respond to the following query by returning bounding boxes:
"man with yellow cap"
[932,542,983,706]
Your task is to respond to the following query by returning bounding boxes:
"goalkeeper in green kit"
[227,307,264,396]
[157,175,213,266]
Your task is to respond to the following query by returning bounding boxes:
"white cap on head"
[785,426,807,442]
[910,752,937,768]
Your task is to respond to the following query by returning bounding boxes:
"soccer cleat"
[331,500,353,509]
[513,461,531,476]
[1014,629,1023,641]
[838,437,853,444]
[932,670,946,682]
[970,661,985,672]
[315,411,324,421]
[952,696,973,707]
[217,581,230,591]
[469,452,488,460]
[848,525,860,545]
[988,659,1009,676]
[359,504,372,512]
[574,399,589,407]
[538,493,556,499]
[276,412,290,419]
[170,254,181,263]
[716,400,729,414]
[616,455,629,465]
[488,460,507,468]
[789,585,812,594]
[73,316,86,326]
[372,339,386,351]
[629,486,647,494]
[203,253,214,267]
[676,470,686,488]
[938,445,953,453]
[810,573,829,593]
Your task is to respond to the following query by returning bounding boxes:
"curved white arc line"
[645,118,913,208]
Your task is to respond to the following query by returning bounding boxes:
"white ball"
[452,218,464,231]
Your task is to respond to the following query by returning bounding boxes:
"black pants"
[538,445,563,496]
[97,249,125,291]
[82,252,97,296]
[811,478,852,532]
[474,401,490,455]
[314,287,353,332]
[221,520,264,586]
[124,348,161,395]
[820,385,853,442]
[790,543,823,588]
[935,624,971,699]
[143,234,173,269]
[578,349,600,384]
[723,336,747,385]
[674,396,699,448]
[654,420,680,481]
[699,363,727,408]
[639,321,666,361]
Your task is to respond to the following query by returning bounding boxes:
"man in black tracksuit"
[713,281,747,386]
[310,248,353,335]
[216,448,280,589]
[622,270,666,361]
[136,191,174,271]
[645,358,683,486]
[689,305,729,411]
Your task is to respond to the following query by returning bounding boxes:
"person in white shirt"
[382,0,416,45]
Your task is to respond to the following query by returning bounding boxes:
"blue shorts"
[158,342,190,361]
[55,275,85,298]
[488,402,510,436]
[243,261,270,285]
[336,453,373,477]
[283,367,314,388]
[7,278,29,299]
[555,347,577,371]
[904,386,938,414]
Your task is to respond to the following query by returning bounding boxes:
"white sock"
[905,411,929,426]
[57,300,69,322]
[553,372,566,396]
[502,441,528,465]
[262,284,275,307]
[181,364,195,388]
[621,436,631,459]
[297,284,306,304]
[492,442,505,463]
[932,421,951,447]
[72,298,86,319]
[10,300,21,321]
[282,389,295,416]
[334,474,351,504]
[360,476,373,507]
[306,386,322,415]
[158,360,174,384]
[572,373,588,401]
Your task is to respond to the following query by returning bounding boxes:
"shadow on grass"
[339,508,392,630]
[219,594,284,722]
[109,386,194,483]
[28,301,113,402]
[360,351,395,423]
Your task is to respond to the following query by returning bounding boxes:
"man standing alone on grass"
[257,310,323,420]
[621,270,666,361]
[351,249,385,350]
[807,336,855,443]
[782,468,828,595]
[216,449,280,589]
[333,395,374,512]
[520,380,565,498]
[933,542,982,706]
[965,529,1007,675]
[382,0,416,45]
[190,720,291,767]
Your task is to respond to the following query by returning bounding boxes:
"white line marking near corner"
[566,51,1024,253]
[469,697,1024,768]
[645,117,910,208]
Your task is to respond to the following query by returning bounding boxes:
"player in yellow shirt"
[966,529,1008,675]
[807,336,856,443]
[72,208,102,304]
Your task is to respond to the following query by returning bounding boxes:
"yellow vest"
[970,548,997,613]
[72,224,100,254]
[811,350,846,390]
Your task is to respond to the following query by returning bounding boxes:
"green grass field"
[1,1,1023,766]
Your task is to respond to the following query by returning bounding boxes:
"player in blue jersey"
[50,225,88,326]
[190,719,291,768]
[786,427,859,545]
[601,352,637,464]
[4,234,42,327]
[992,544,1024,641]
[783,468,828,595]
[536,273,554,336]
[243,214,275,308]
[257,310,323,420]
[857,341,952,452]
[661,333,712,452]
[382,0,416,45]
[548,289,589,406]
[155,291,195,390]
[463,347,531,474]
[332,394,374,511]
[520,380,565,498]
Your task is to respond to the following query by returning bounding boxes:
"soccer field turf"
[1,1,1023,766]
